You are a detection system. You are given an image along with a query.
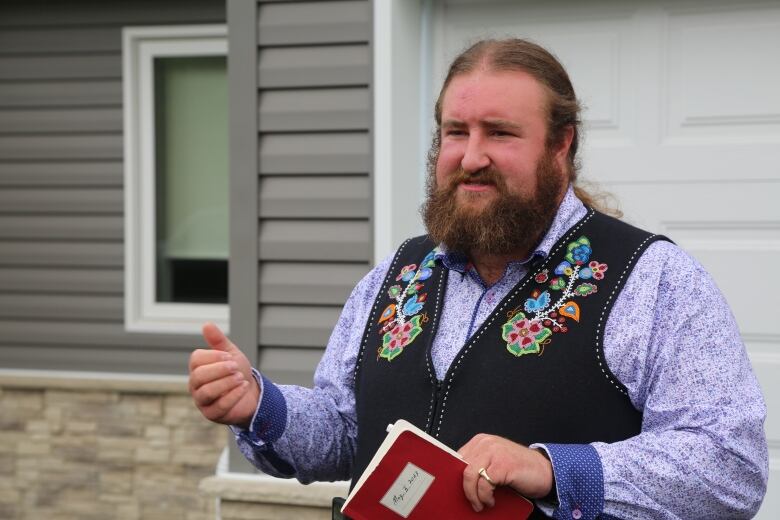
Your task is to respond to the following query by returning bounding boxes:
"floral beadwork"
[377,248,439,361]
[381,315,423,361]
[501,236,606,357]
[502,311,552,356]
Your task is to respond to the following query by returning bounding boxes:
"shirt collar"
[433,185,587,274]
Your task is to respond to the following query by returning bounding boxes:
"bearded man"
[189,39,768,519]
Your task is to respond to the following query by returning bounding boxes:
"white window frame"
[122,25,229,334]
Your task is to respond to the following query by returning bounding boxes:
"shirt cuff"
[229,369,287,447]
[530,443,604,520]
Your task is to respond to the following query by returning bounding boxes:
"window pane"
[154,56,228,303]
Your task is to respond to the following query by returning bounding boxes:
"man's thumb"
[202,322,238,353]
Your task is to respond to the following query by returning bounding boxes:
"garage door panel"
[666,7,780,141]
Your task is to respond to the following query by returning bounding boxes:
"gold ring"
[478,467,496,487]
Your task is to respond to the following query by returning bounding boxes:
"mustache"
[442,167,505,190]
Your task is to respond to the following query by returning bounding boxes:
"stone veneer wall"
[0,371,226,520]
[200,475,346,520]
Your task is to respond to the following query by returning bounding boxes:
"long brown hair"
[434,38,621,217]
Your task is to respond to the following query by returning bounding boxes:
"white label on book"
[379,462,435,518]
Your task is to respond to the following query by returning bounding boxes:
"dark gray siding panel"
[0,268,122,294]
[254,0,372,385]
[0,216,122,240]
[0,294,122,322]
[0,0,226,375]
[0,55,120,80]
[0,344,189,375]
[258,305,341,348]
[259,262,366,305]
[0,135,123,160]
[258,221,370,262]
[0,162,123,187]
[258,176,370,218]
[258,88,370,132]
[0,108,123,134]
[0,81,122,108]
[258,45,370,88]
[0,321,193,349]
[0,189,122,213]
[0,26,120,53]
[259,132,370,174]
[0,0,225,27]
[256,346,325,387]
[257,1,370,45]
[0,242,123,268]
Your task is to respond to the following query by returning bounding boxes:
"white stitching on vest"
[594,234,656,396]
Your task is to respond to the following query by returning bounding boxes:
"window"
[123,25,229,333]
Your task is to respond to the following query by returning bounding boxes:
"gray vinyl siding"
[0,0,225,375]
[252,0,373,386]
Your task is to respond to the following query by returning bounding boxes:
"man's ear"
[553,125,575,171]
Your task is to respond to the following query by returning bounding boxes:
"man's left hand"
[458,434,553,512]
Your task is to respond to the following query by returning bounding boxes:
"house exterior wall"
[0,374,225,520]
[0,0,375,513]
[0,0,374,385]
[0,0,226,375]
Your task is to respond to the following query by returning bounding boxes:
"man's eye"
[445,130,466,137]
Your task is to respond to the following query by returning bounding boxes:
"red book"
[342,420,534,520]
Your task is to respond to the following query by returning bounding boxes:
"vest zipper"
[427,380,443,436]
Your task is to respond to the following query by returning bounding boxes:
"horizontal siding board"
[258,220,370,261]
[0,188,122,214]
[257,1,370,46]
[258,87,369,132]
[258,261,367,304]
[0,344,189,375]
[0,294,122,322]
[0,54,121,81]
[0,1,225,27]
[0,241,122,267]
[259,132,369,174]
[0,135,122,160]
[258,176,369,218]
[258,304,340,348]
[256,346,324,386]
[0,215,122,240]
[0,80,122,108]
[0,108,122,134]
[0,267,122,294]
[0,162,122,187]
[258,45,369,89]
[0,320,196,349]
[0,27,119,54]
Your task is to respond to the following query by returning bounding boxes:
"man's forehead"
[439,69,548,120]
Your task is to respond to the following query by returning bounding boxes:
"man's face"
[422,69,570,256]
[436,69,569,211]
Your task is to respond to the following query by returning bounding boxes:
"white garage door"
[432,0,780,517]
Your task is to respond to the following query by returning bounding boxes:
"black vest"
[352,210,667,504]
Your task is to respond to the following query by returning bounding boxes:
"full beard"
[421,150,565,258]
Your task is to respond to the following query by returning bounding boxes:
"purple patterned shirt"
[234,187,768,519]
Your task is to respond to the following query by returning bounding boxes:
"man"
[189,39,768,519]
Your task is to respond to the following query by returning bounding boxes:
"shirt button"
[572,509,582,519]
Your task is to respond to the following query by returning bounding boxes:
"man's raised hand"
[188,322,260,428]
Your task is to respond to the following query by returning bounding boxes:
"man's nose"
[460,134,490,173]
